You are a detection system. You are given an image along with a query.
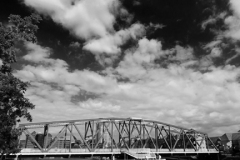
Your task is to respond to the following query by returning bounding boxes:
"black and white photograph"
[1,0,240,159]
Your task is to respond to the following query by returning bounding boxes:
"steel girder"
[18,117,218,153]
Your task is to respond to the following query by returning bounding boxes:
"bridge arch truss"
[18,117,218,156]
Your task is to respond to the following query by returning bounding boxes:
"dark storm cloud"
[120,0,231,48]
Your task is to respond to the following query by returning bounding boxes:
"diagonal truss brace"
[113,121,129,149]
[73,123,92,152]
[23,129,43,151]
[47,125,66,152]
[143,124,156,148]
[157,125,171,151]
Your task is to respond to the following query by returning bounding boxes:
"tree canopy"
[0,13,41,159]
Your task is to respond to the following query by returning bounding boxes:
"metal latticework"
[18,117,218,156]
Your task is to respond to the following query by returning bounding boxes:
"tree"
[0,14,41,159]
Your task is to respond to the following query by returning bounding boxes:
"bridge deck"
[17,148,218,155]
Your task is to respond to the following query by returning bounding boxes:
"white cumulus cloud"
[18,0,240,136]
[83,23,145,55]
[224,0,240,40]
[14,41,240,135]
[24,0,120,40]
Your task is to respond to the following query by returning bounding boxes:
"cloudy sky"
[1,0,240,136]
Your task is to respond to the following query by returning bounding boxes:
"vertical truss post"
[92,121,94,150]
[183,131,186,151]
[143,124,146,148]
[111,120,113,152]
[129,120,131,148]
[69,123,73,152]
[143,124,145,142]
[85,122,88,140]
[140,121,142,148]
[194,132,196,147]
[25,134,28,148]
[89,121,93,149]
[169,126,172,151]
[43,124,49,151]
[205,135,209,151]
[155,124,158,152]
[64,125,68,149]
[90,121,93,136]
[118,122,121,146]
[103,122,105,147]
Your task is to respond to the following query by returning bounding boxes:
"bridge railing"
[20,148,122,153]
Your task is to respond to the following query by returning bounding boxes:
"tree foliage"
[0,14,41,159]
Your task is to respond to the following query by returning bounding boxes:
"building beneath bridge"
[210,131,240,154]
[52,136,71,148]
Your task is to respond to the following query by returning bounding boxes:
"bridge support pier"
[156,154,162,160]
[111,154,115,160]
[14,155,18,160]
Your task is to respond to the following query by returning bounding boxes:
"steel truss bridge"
[17,118,218,159]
